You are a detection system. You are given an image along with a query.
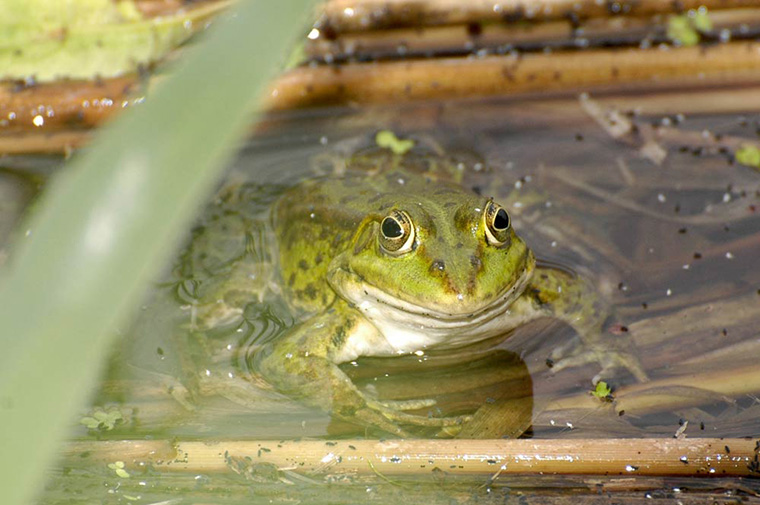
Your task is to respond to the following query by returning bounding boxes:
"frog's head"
[328,192,535,320]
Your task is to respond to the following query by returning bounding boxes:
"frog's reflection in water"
[337,346,533,438]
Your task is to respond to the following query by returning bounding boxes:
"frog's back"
[274,172,373,311]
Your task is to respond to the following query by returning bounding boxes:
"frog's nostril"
[430,260,446,273]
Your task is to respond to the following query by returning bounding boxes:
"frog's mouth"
[329,261,535,354]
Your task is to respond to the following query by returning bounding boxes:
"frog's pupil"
[494,208,509,230]
[382,217,403,239]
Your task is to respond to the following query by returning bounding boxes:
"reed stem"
[64,437,760,477]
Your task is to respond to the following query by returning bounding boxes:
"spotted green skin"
[246,168,645,436]
[275,170,529,315]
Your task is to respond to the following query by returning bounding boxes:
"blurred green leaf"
[667,10,713,47]
[692,10,713,33]
[667,15,699,47]
[376,130,415,155]
[0,1,312,503]
[1,0,230,81]
[736,144,760,170]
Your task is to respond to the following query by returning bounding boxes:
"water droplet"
[32,115,44,127]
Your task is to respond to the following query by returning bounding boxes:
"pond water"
[4,93,760,503]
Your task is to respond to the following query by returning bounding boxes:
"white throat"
[333,266,534,358]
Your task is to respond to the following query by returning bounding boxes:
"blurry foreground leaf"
[0,1,312,504]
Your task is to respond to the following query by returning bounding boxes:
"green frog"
[183,150,646,436]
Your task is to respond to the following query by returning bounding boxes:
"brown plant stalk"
[64,437,760,477]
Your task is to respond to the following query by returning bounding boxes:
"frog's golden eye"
[483,200,511,247]
[379,210,415,255]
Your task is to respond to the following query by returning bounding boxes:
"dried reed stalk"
[64,437,760,477]
[308,9,760,61]
[319,0,760,32]
[4,30,760,153]
[0,77,141,133]
[0,131,89,155]
[267,41,760,110]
